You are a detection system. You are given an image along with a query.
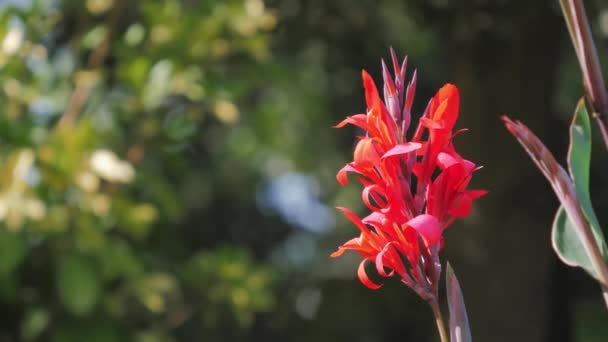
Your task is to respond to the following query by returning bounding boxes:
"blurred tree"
[0,0,280,341]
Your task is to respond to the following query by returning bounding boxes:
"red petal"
[358,260,382,290]
[362,211,386,226]
[362,184,388,211]
[362,70,381,112]
[375,244,395,277]
[467,189,489,200]
[429,84,460,131]
[420,117,443,129]
[381,142,422,159]
[437,152,460,169]
[336,207,370,234]
[330,249,345,258]
[449,194,473,218]
[336,163,359,185]
[334,114,368,129]
[406,214,441,247]
[381,59,397,97]
[353,138,381,165]
[330,237,362,257]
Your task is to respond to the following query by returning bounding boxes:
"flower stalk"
[430,299,449,342]
[559,0,608,150]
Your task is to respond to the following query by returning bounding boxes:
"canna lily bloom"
[332,49,486,301]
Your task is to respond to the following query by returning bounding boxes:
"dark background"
[0,0,607,341]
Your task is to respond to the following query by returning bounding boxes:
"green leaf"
[20,307,49,341]
[553,207,595,274]
[552,99,608,281]
[0,230,27,275]
[568,99,592,198]
[51,319,123,342]
[57,255,101,316]
[446,263,472,342]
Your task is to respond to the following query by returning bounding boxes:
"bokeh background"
[0,0,608,341]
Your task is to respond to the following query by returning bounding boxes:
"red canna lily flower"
[332,49,486,301]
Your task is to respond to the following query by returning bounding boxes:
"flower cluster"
[332,50,486,300]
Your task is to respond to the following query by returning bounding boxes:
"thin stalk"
[592,110,608,151]
[430,299,449,342]
[561,0,608,150]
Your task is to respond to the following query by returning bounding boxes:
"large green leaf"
[0,230,27,275]
[553,207,597,277]
[568,99,592,197]
[446,263,472,342]
[56,255,101,316]
[552,99,608,280]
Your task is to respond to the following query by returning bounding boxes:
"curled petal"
[358,260,382,290]
[334,114,368,129]
[407,214,441,247]
[381,142,422,159]
[354,138,381,165]
[362,211,386,226]
[336,163,360,185]
[362,184,388,211]
[375,244,395,277]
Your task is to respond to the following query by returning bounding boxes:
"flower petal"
[330,237,362,257]
[362,211,386,226]
[407,214,441,247]
[381,142,422,159]
[358,259,382,289]
[336,207,370,234]
[334,114,368,129]
[467,189,489,200]
[429,83,460,131]
[336,163,360,185]
[437,152,460,169]
[354,138,381,165]
[449,194,473,218]
[375,244,395,277]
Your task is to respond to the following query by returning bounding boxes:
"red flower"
[332,50,486,300]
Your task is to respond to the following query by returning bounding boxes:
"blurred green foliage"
[0,0,607,341]
[0,0,279,340]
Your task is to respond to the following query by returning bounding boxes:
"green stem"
[430,299,449,342]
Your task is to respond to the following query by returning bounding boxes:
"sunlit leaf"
[446,263,472,342]
[20,307,49,341]
[552,99,608,280]
[0,229,27,275]
[57,255,101,316]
